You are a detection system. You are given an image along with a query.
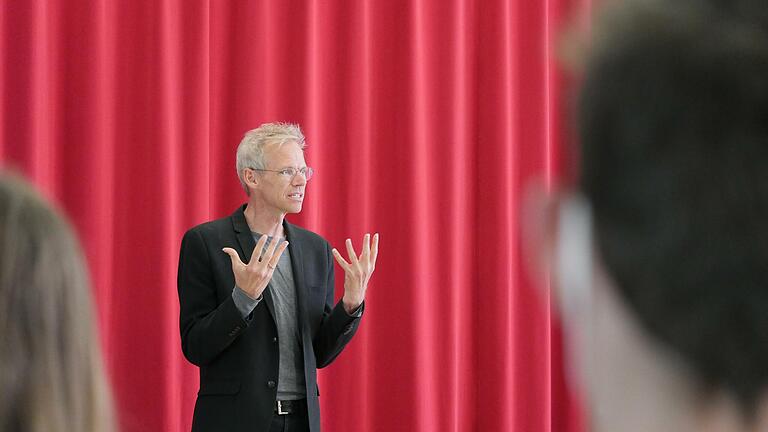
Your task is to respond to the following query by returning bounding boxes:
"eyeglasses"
[251,166,314,181]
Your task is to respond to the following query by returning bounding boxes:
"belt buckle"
[276,400,289,415]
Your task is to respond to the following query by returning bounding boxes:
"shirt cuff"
[232,285,262,318]
[345,302,364,317]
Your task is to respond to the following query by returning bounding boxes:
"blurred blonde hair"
[0,172,114,432]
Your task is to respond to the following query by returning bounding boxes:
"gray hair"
[236,122,307,193]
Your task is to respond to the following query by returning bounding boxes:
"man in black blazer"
[178,123,378,432]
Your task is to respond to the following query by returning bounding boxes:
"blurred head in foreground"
[533,1,768,431]
[0,172,114,431]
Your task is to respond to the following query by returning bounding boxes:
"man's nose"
[292,174,306,186]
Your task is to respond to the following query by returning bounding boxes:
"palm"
[332,233,380,312]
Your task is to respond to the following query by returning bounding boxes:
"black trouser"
[268,399,309,432]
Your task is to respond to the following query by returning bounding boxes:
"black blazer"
[178,205,363,432]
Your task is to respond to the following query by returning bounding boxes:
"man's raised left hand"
[332,233,379,314]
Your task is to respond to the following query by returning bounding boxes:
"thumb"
[221,248,244,266]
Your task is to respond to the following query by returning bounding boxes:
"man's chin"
[286,203,303,214]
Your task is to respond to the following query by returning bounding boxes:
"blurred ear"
[521,180,563,297]
[695,391,768,432]
[753,393,768,432]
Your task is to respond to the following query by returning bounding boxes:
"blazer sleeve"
[178,228,249,366]
[312,242,364,368]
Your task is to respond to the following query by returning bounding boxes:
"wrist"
[238,285,261,300]
[342,295,362,313]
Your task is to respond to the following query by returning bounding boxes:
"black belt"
[275,399,306,415]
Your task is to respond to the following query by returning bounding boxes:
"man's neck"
[243,202,286,238]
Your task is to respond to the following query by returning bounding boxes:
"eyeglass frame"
[249,166,314,181]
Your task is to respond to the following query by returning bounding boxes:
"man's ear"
[244,168,259,191]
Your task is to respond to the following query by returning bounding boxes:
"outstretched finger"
[261,236,282,265]
[371,233,380,266]
[267,241,290,270]
[332,248,351,271]
[362,233,371,260]
[222,248,245,267]
[252,234,269,264]
[345,238,359,266]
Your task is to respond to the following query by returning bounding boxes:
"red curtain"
[1,0,584,431]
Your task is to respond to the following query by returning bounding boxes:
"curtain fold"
[1,1,583,430]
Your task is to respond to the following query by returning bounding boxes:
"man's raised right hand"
[222,235,289,300]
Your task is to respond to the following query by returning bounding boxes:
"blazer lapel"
[231,205,277,322]
[284,221,309,337]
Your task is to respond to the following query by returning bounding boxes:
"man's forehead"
[263,140,306,164]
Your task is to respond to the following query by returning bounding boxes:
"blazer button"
[267,380,276,389]
[272,337,278,343]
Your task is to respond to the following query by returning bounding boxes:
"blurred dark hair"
[578,0,768,417]
[0,172,114,431]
